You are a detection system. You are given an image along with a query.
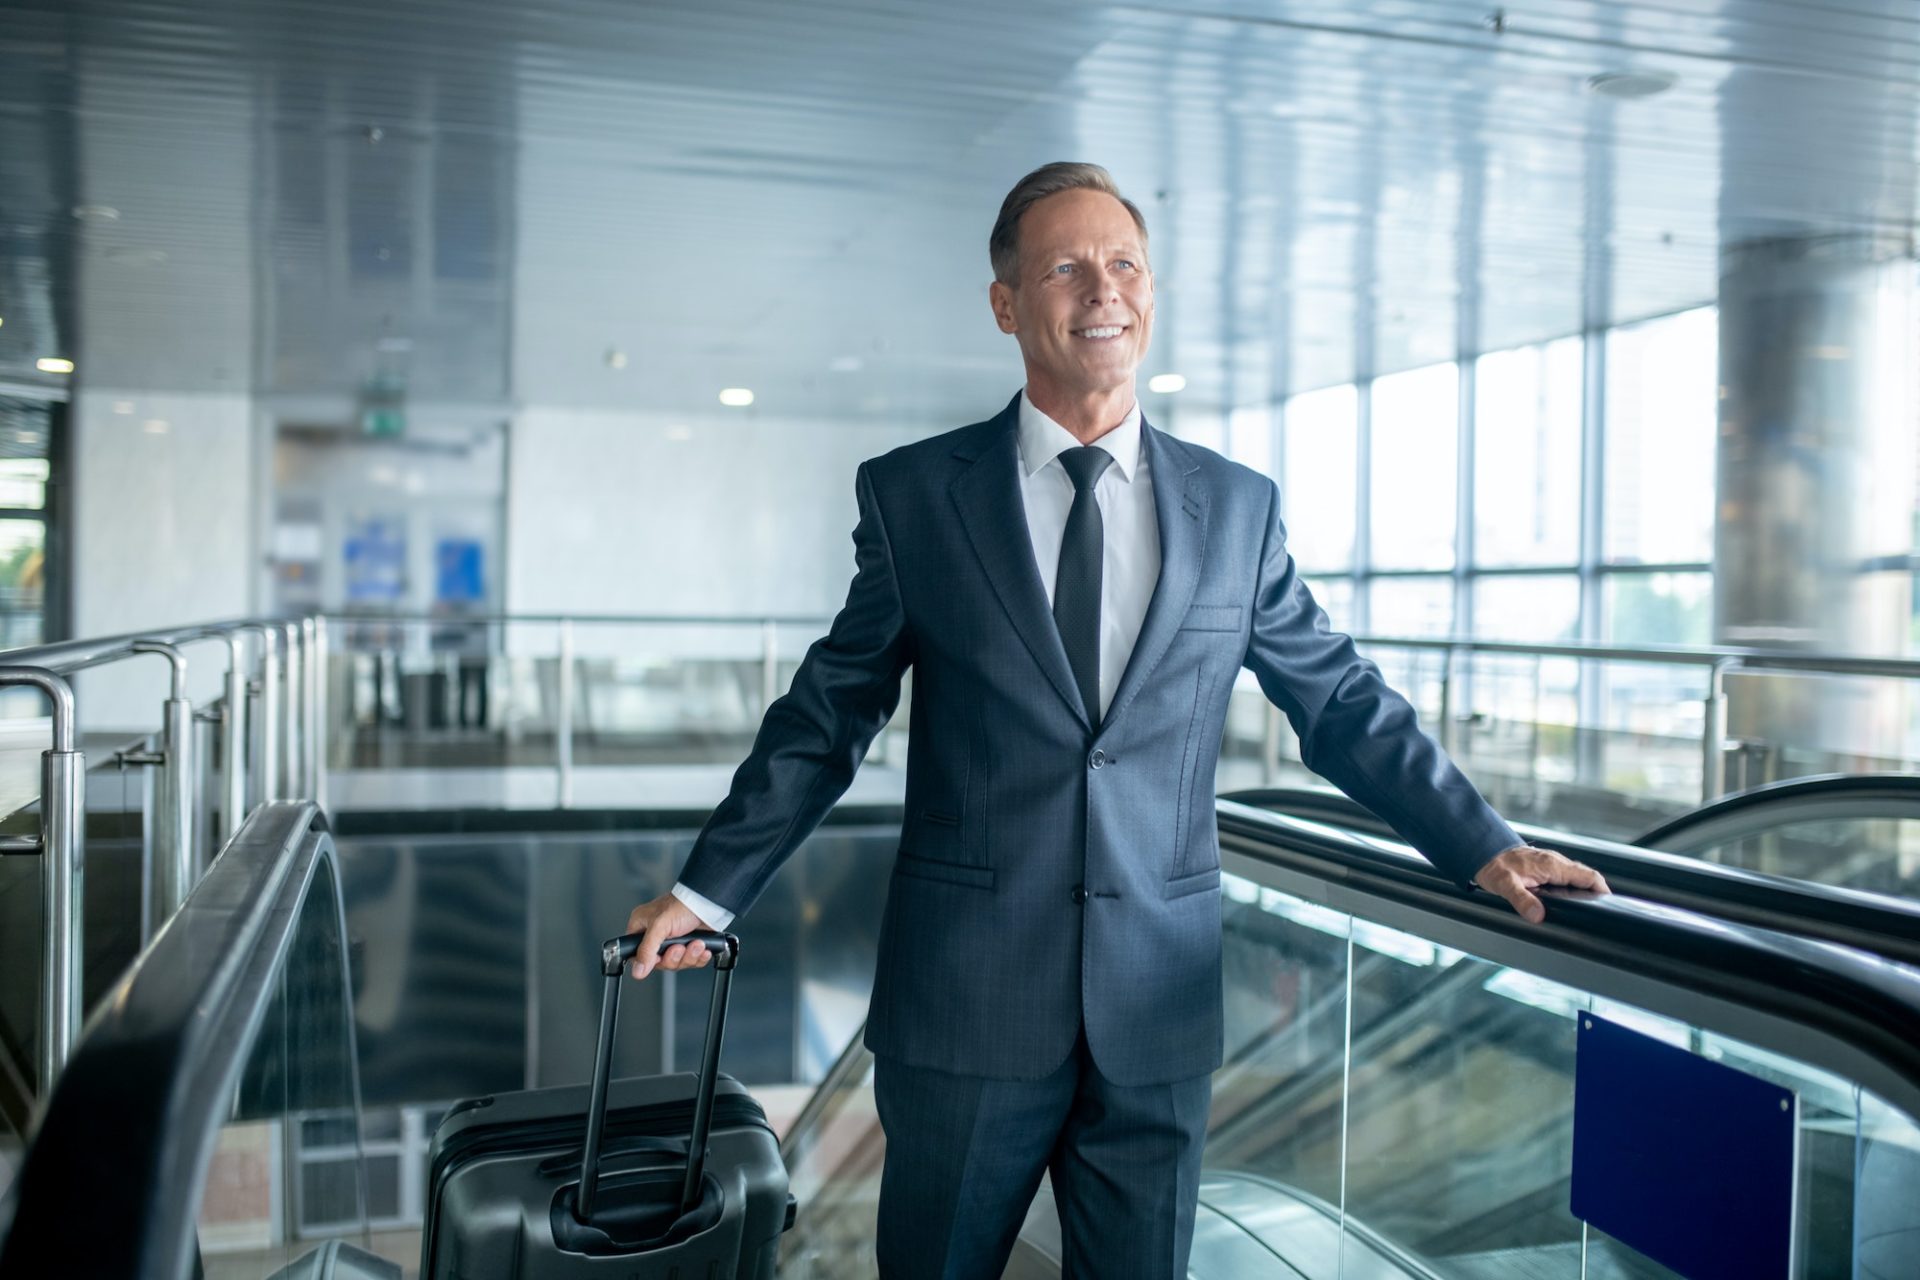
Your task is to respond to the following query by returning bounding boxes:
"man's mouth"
[1073,326,1128,341]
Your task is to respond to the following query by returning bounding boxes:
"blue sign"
[344,518,406,603]
[435,538,485,605]
[1572,1014,1797,1279]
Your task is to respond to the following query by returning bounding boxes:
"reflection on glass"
[0,518,45,649]
[1605,307,1717,564]
[1683,816,1920,899]
[1371,363,1458,572]
[1283,386,1358,573]
[779,1058,882,1277]
[1475,338,1582,567]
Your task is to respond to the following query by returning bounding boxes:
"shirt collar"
[1016,389,1143,483]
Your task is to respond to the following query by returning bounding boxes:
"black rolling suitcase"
[421,931,794,1278]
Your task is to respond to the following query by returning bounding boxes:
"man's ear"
[989,280,1018,335]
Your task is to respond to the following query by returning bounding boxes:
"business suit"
[674,389,1521,1266]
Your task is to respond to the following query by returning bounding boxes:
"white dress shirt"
[671,389,1163,932]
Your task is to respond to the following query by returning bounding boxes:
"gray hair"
[989,162,1149,285]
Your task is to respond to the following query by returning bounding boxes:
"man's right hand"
[623,892,718,980]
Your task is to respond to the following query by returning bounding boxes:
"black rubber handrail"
[1633,772,1920,850]
[1215,799,1920,1123]
[1221,785,1920,967]
[0,802,363,1278]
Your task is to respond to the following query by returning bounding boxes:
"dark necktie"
[1054,446,1113,727]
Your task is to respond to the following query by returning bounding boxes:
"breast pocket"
[1180,604,1244,632]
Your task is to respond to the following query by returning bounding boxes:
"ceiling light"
[1148,373,1187,394]
[1586,71,1676,99]
[143,419,169,434]
[104,247,167,266]
[112,400,135,415]
[829,356,863,373]
[667,424,693,442]
[605,348,629,370]
[718,388,754,407]
[0,316,5,327]
[70,205,120,222]
[36,358,74,375]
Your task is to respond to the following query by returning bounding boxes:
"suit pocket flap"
[895,850,996,891]
[1164,866,1221,899]
[1179,605,1244,632]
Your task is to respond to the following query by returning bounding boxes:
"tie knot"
[1058,446,1114,493]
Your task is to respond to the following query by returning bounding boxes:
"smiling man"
[622,161,1607,1277]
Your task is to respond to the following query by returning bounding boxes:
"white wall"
[72,389,256,730]
[505,407,936,641]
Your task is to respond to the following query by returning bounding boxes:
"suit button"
[1089,749,1107,769]
[1071,885,1089,904]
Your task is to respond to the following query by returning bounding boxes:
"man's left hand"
[1473,845,1610,924]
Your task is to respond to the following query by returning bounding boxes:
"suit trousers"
[872,1028,1212,1279]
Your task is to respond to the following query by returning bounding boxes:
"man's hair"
[989,161,1149,286]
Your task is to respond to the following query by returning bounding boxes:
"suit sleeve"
[676,461,913,917]
[1241,482,1518,887]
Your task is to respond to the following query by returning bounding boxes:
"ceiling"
[0,0,1915,423]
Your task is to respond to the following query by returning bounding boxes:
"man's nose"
[1085,267,1120,305]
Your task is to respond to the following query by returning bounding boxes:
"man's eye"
[1053,263,1074,274]
[1115,259,1136,271]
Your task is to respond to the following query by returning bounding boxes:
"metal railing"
[0,615,329,1094]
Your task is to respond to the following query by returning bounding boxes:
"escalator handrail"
[1633,771,1920,850]
[0,801,356,1278]
[1221,786,1920,967]
[1215,799,1920,1124]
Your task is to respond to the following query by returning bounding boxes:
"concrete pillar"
[1715,234,1917,765]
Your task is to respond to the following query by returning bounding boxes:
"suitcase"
[420,930,794,1278]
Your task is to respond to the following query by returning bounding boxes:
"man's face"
[990,189,1154,401]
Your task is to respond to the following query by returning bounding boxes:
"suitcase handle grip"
[579,930,740,1224]
[602,930,739,976]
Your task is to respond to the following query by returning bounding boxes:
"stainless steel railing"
[0,614,329,1093]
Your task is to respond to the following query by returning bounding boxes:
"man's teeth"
[1076,327,1124,338]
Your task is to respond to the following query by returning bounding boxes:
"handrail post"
[1702,658,1739,803]
[556,619,574,808]
[0,667,85,1093]
[258,628,282,804]
[280,621,303,801]
[311,616,329,812]
[1437,643,1458,756]
[131,641,194,927]
[761,619,779,714]
[222,633,248,843]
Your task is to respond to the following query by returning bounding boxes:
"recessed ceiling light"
[1586,71,1676,99]
[70,205,120,222]
[0,316,6,327]
[143,419,169,434]
[605,348,629,370]
[112,400,135,414]
[719,388,754,407]
[1148,373,1187,394]
[829,356,863,373]
[36,358,74,374]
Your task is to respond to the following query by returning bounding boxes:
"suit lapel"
[950,397,1092,729]
[1102,421,1207,735]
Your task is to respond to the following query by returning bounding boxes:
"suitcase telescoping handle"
[577,930,741,1224]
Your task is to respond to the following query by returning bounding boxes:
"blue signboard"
[435,538,485,605]
[343,518,406,603]
[1572,1014,1797,1279]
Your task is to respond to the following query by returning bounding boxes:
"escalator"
[779,797,1920,1278]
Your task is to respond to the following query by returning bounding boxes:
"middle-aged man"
[624,161,1609,1276]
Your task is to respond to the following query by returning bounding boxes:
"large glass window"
[1226,405,1273,478]
[1475,337,1582,567]
[1282,385,1358,572]
[1369,576,1454,638]
[1604,307,1717,565]
[1301,576,1355,633]
[1603,570,1712,646]
[1370,362,1458,571]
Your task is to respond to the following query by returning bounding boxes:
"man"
[624,161,1608,1276]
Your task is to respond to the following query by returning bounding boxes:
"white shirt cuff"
[670,881,735,931]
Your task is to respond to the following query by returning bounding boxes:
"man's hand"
[623,892,718,980]
[1472,845,1610,924]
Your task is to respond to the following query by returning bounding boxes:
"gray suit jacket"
[678,393,1519,1086]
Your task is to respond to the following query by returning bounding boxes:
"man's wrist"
[670,881,735,931]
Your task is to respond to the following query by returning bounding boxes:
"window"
[1475,338,1582,567]
[1604,307,1716,565]
[1603,571,1712,646]
[1369,576,1454,638]
[0,397,59,650]
[1370,363,1458,571]
[1282,385,1358,573]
